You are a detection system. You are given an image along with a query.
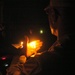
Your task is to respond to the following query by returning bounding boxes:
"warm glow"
[21,41,23,45]
[19,55,26,63]
[27,40,43,57]
[50,27,58,36]
[20,41,24,48]
[12,39,43,57]
[29,41,36,48]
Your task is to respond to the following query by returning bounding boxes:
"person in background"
[6,0,75,75]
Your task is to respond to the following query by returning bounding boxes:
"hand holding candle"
[27,40,43,57]
[12,36,43,57]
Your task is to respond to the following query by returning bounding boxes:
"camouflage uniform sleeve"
[6,57,41,75]
[22,57,42,75]
[21,41,63,75]
[6,63,28,75]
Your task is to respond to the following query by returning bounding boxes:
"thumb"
[24,35,29,43]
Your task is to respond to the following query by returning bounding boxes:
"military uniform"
[6,34,75,75]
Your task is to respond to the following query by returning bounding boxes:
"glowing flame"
[20,41,24,48]
[27,40,43,57]
[29,41,36,48]
[21,41,23,45]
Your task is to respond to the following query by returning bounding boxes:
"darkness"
[1,0,56,50]
[0,0,56,74]
[3,0,50,43]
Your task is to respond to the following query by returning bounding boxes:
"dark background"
[3,0,50,43]
[1,0,56,52]
[0,0,56,74]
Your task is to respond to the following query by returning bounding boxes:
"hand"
[12,36,43,57]
[27,40,43,57]
[19,55,26,63]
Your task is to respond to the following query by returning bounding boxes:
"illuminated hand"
[12,36,43,57]
[27,40,43,57]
